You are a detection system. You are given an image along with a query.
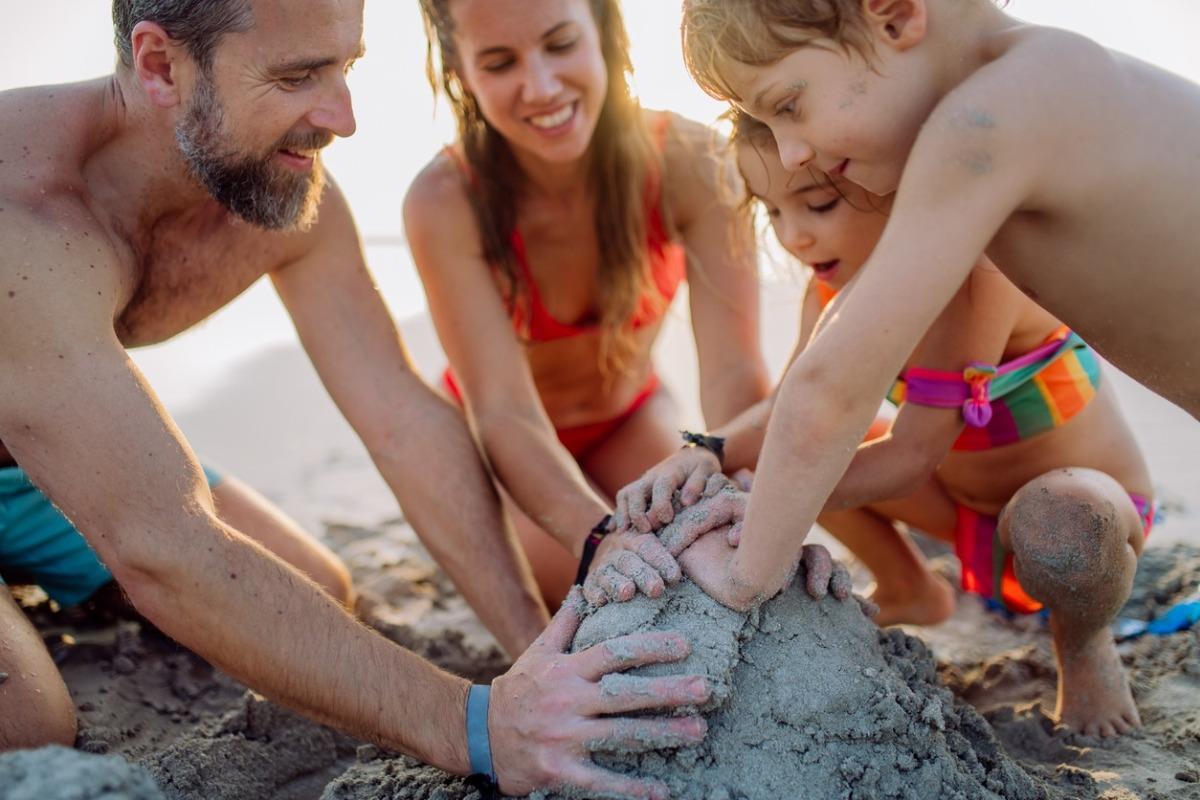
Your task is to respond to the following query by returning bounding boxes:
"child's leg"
[818,479,959,627]
[998,467,1146,737]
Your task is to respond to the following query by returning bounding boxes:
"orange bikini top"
[443,113,686,342]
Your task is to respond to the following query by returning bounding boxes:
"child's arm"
[704,86,1041,609]
[823,264,1026,512]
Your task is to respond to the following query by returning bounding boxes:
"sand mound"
[0,746,164,800]
[539,578,1048,800]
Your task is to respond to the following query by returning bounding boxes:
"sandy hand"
[614,447,722,533]
[679,532,856,612]
[489,588,710,798]
[582,529,683,607]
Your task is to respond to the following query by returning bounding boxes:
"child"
[614,111,1155,737]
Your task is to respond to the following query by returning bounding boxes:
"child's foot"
[1056,629,1141,737]
[869,573,955,627]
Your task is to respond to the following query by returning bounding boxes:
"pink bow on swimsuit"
[961,364,997,428]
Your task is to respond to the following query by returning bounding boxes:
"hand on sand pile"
[489,587,710,799]
[583,529,683,606]
[614,446,723,532]
[677,527,854,611]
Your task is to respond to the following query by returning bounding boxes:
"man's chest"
[114,222,290,347]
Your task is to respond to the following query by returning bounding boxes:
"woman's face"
[737,138,891,289]
[451,0,608,164]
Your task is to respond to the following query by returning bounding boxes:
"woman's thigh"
[579,382,683,499]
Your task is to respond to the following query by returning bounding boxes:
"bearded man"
[0,2,710,797]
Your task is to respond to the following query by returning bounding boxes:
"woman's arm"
[613,277,821,533]
[405,159,609,557]
[663,114,771,429]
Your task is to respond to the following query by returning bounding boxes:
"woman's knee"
[307,552,355,609]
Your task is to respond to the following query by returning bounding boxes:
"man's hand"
[614,447,722,533]
[489,588,710,798]
[581,528,683,607]
[678,531,855,612]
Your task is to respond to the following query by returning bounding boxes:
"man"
[0,1,708,796]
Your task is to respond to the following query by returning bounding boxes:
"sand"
[5,294,1199,798]
[8,526,1199,799]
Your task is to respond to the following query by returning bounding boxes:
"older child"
[614,114,1155,737]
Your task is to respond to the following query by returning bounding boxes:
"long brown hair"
[419,0,671,375]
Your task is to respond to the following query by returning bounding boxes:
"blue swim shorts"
[0,463,223,606]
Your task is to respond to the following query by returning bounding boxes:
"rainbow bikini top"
[814,281,1102,451]
[889,325,1102,451]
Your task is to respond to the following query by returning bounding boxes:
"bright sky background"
[4,1,1200,410]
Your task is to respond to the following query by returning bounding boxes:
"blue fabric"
[0,463,223,605]
[466,683,495,781]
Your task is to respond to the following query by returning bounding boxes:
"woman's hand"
[581,528,683,607]
[613,447,723,533]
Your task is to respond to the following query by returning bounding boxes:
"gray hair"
[113,0,254,71]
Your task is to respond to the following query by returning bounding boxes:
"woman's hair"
[418,0,670,375]
[681,0,872,103]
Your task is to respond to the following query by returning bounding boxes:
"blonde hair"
[682,0,872,103]
[418,0,671,376]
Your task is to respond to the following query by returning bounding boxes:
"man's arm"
[0,205,707,798]
[272,183,547,657]
[724,88,1038,609]
[0,208,472,766]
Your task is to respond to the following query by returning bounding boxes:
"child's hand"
[678,534,855,612]
[614,447,723,533]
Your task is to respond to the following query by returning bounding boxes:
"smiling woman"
[403,0,769,626]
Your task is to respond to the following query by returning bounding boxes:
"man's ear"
[130,21,187,108]
[861,0,928,51]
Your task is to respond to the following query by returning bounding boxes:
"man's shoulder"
[0,81,108,198]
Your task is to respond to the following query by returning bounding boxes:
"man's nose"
[309,76,357,138]
[521,55,563,105]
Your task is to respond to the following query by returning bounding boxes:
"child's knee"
[1001,468,1137,608]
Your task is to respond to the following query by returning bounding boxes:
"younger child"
[613,113,1155,738]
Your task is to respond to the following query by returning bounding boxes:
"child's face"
[725,38,938,197]
[738,139,890,289]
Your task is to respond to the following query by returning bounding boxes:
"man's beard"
[175,73,330,230]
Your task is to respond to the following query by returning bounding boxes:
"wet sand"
[3,287,1198,798]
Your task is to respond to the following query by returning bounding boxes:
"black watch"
[680,430,725,468]
[574,513,613,586]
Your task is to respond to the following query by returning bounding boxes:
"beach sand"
[5,282,1199,798]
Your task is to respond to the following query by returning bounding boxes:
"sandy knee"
[1002,469,1138,612]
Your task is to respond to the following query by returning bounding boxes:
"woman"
[405,0,768,637]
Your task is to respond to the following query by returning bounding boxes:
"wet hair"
[113,0,254,72]
[682,0,873,103]
[418,0,671,376]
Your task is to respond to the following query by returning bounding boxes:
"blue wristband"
[466,684,495,782]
